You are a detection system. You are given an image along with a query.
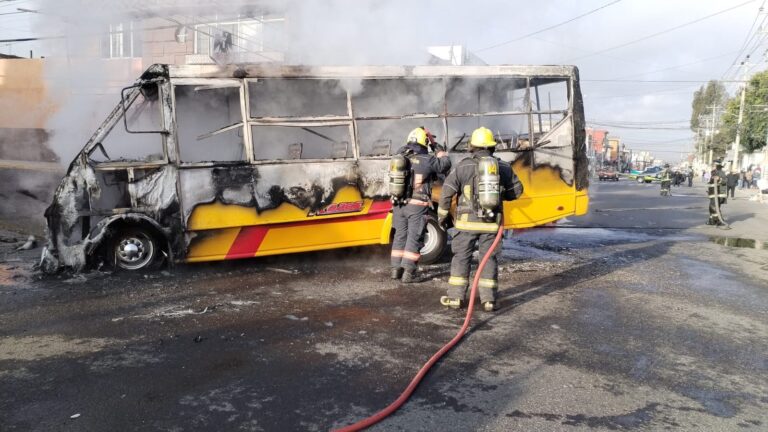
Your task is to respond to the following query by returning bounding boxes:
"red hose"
[334,225,505,432]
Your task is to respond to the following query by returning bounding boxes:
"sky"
[0,0,765,163]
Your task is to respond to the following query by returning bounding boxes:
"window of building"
[194,17,284,55]
[103,21,142,59]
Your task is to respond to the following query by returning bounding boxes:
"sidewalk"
[689,183,768,242]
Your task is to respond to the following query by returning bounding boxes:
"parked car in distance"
[629,166,663,183]
[598,169,619,181]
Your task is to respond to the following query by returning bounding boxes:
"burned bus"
[41,64,588,272]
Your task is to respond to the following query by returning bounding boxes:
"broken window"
[89,89,164,163]
[446,77,527,114]
[352,79,444,117]
[248,79,348,118]
[530,78,569,134]
[251,125,353,160]
[175,84,245,163]
[356,118,443,157]
[448,115,529,153]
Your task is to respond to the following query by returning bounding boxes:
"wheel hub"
[118,238,145,262]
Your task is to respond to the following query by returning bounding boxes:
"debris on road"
[267,267,299,275]
[69,413,80,419]
[16,235,36,251]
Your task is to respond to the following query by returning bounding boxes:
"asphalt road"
[1,178,767,431]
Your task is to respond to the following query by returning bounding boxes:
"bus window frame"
[171,78,250,167]
[84,80,170,169]
[245,77,358,164]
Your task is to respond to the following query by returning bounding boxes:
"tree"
[721,70,768,153]
[690,80,728,132]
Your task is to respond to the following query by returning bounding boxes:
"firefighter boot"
[440,296,464,309]
[401,268,417,284]
[391,267,404,280]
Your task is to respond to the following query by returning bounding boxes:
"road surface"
[1,178,767,431]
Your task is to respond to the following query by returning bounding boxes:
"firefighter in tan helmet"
[388,127,451,283]
[437,127,523,311]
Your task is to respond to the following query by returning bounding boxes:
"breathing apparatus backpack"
[474,156,501,220]
[389,151,413,205]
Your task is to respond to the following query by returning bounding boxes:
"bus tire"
[420,213,447,265]
[108,227,160,271]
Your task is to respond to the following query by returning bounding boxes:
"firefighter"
[707,160,728,226]
[389,127,451,283]
[437,127,523,312]
[660,164,671,196]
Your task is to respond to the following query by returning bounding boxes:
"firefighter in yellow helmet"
[437,127,523,311]
[389,127,451,283]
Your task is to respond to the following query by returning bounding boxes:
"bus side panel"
[185,200,391,262]
[503,160,583,228]
[180,160,392,262]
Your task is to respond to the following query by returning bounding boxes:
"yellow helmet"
[469,127,496,148]
[406,127,428,147]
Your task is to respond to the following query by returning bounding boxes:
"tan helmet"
[469,127,496,148]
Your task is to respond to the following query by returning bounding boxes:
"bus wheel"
[420,214,447,265]
[109,228,159,271]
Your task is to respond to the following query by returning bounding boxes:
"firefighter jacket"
[395,143,452,203]
[708,168,727,199]
[437,150,523,232]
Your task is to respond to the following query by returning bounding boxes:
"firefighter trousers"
[390,203,428,270]
[447,230,500,303]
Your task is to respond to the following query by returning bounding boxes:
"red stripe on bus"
[224,200,391,259]
[226,226,269,259]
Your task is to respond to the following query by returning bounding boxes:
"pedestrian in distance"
[388,127,451,283]
[726,169,739,199]
[437,127,523,312]
[687,167,693,187]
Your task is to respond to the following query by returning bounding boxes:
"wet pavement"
[1,179,767,431]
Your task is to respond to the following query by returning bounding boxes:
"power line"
[588,122,691,130]
[721,1,768,79]
[583,79,746,83]
[568,0,758,62]
[589,119,689,125]
[606,50,740,81]
[475,0,624,53]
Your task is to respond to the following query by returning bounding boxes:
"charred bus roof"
[160,64,580,80]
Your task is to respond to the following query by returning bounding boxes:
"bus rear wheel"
[109,227,159,271]
[420,214,447,265]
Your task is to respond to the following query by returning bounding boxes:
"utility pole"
[733,58,749,171]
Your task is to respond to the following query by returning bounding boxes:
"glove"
[437,216,450,230]
[431,142,446,153]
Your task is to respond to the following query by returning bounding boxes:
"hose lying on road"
[333,224,505,432]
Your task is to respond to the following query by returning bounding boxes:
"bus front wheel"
[420,214,447,265]
[109,227,160,271]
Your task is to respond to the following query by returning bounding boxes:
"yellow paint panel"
[186,227,240,260]
[503,161,585,228]
[187,186,369,231]
[257,219,384,254]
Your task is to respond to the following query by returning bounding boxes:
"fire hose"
[333,224,505,432]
